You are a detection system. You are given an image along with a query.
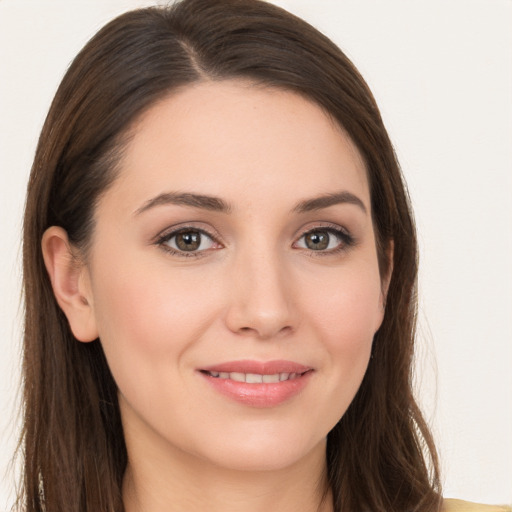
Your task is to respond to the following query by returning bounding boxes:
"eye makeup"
[153,220,357,259]
[155,225,223,258]
[294,224,356,256]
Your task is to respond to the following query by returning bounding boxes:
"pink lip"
[197,360,313,408]
[201,360,311,374]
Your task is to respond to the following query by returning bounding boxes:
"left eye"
[162,229,215,253]
[295,229,346,251]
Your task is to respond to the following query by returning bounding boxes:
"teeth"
[207,371,302,383]
[246,373,263,383]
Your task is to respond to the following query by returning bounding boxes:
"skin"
[43,81,390,512]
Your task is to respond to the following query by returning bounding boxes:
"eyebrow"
[134,192,231,216]
[293,191,367,214]
[134,189,367,216]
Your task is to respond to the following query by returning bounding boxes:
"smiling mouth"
[197,360,313,406]
[198,361,313,406]
[200,370,309,383]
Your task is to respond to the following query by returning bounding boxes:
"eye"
[295,227,353,252]
[159,228,218,255]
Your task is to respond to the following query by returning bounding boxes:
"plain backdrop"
[0,0,511,509]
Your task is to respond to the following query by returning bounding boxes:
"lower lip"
[199,371,313,408]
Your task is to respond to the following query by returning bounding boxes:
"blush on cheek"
[317,288,382,340]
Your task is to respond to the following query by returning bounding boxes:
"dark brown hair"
[20,1,441,511]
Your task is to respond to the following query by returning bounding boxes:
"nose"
[224,247,297,340]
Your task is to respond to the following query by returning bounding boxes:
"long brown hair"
[20,1,441,511]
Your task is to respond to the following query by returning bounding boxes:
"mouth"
[200,370,309,383]
[197,360,313,407]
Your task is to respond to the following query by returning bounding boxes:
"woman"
[16,0,510,511]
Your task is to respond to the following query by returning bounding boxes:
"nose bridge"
[225,239,295,339]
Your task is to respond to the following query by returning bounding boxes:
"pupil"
[176,231,200,251]
[306,231,329,250]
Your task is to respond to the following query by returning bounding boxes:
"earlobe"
[41,226,98,342]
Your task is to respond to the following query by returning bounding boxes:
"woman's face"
[82,81,387,472]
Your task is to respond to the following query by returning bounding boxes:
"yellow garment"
[443,499,512,512]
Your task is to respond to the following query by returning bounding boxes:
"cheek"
[302,265,382,408]
[92,251,219,337]
[304,260,383,346]
[88,254,222,399]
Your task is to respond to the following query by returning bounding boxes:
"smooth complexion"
[43,81,389,512]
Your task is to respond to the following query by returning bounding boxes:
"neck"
[122,427,332,512]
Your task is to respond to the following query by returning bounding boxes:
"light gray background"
[1,0,511,509]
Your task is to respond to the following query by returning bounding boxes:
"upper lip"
[199,360,312,375]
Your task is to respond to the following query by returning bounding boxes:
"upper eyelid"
[293,221,351,239]
[154,223,222,244]
[293,223,356,251]
[295,227,352,244]
[155,226,222,258]
[153,221,353,247]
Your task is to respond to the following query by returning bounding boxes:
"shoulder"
[443,499,512,512]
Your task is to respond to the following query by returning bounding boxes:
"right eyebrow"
[134,192,232,216]
[293,190,367,215]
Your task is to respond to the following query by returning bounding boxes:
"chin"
[192,427,328,473]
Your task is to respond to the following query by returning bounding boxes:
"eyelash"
[155,226,220,258]
[155,224,355,258]
[294,225,356,257]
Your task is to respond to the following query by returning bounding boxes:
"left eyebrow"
[293,191,367,214]
[134,192,232,216]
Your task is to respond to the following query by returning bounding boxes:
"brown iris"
[304,230,330,250]
[175,231,201,251]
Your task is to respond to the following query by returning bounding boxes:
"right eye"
[158,228,219,256]
[293,225,355,255]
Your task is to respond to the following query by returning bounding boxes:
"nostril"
[236,324,293,339]
[239,326,258,335]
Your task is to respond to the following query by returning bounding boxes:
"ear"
[380,240,394,309]
[375,240,394,331]
[41,226,98,342]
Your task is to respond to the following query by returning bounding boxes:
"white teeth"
[246,373,263,383]
[207,371,302,383]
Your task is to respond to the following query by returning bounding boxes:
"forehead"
[102,80,369,215]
